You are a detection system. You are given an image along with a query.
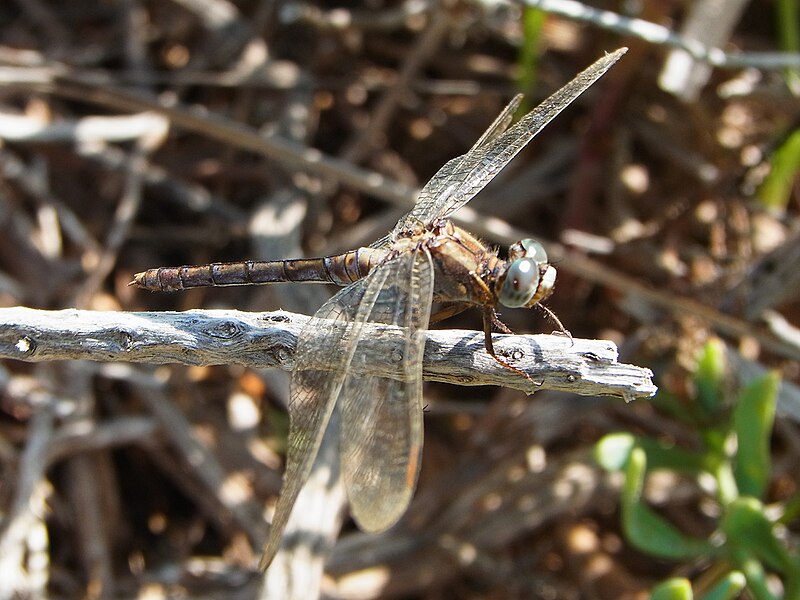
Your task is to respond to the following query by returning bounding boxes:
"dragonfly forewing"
[471,93,523,150]
[391,94,523,237]
[394,48,627,231]
[340,249,434,532]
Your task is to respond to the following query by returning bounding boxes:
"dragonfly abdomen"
[130,247,386,291]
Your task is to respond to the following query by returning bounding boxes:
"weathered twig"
[523,0,800,70]
[0,307,656,400]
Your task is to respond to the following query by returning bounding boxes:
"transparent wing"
[387,95,521,240]
[340,248,434,531]
[370,96,523,250]
[392,49,626,234]
[259,276,378,570]
[470,93,523,150]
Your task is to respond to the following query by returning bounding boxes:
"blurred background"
[0,0,798,598]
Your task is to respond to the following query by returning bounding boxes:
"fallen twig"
[0,307,656,401]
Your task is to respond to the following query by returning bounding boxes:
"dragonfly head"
[499,239,556,308]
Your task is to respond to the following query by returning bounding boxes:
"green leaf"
[638,438,711,474]
[516,7,546,100]
[698,572,746,600]
[783,555,800,600]
[651,578,694,600]
[712,460,740,507]
[728,545,779,600]
[694,339,726,415]
[596,433,710,475]
[595,433,636,470]
[699,425,729,458]
[733,372,780,498]
[775,0,800,95]
[722,497,793,574]
[758,128,800,214]
[622,448,712,560]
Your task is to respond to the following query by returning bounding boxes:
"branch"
[0,307,656,400]
[523,0,800,70]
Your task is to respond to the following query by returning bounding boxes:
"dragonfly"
[131,48,627,569]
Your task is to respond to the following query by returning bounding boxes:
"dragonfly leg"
[481,306,533,381]
[488,309,514,335]
[537,304,573,343]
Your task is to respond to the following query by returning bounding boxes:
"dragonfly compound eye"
[499,257,540,308]
[508,238,548,264]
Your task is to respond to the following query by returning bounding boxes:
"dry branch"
[0,307,656,400]
[524,0,800,69]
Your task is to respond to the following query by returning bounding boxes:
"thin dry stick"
[0,147,103,257]
[0,307,657,400]
[63,436,115,596]
[10,70,419,208]
[0,409,53,600]
[522,0,800,69]
[659,0,751,100]
[74,147,149,307]
[45,416,158,465]
[280,1,434,31]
